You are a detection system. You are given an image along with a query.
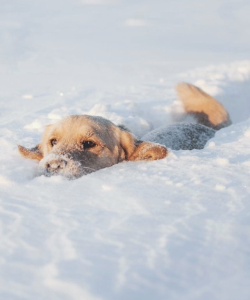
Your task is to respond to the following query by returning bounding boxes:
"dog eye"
[50,139,57,147]
[82,141,96,149]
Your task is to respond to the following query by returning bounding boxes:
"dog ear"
[119,129,167,161]
[18,144,43,161]
[119,130,137,160]
[128,141,168,161]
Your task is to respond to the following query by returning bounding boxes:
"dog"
[18,83,231,179]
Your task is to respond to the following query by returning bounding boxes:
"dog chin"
[37,167,87,180]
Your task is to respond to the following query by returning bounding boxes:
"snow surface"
[1,1,250,299]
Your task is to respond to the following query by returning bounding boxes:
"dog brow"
[86,131,94,137]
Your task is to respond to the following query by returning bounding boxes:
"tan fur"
[128,142,168,161]
[119,130,137,160]
[176,83,231,130]
[18,145,43,161]
[18,115,167,178]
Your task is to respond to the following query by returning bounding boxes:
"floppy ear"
[119,128,167,161]
[119,130,137,160]
[128,141,168,161]
[18,144,43,161]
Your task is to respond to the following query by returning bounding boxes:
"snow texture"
[0,0,250,299]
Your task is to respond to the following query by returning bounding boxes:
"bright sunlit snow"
[0,0,250,299]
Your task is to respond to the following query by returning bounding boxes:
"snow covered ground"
[0,1,250,299]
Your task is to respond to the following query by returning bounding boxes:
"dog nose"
[46,159,67,172]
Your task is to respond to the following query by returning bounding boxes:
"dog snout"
[45,159,67,173]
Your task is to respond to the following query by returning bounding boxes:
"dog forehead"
[68,115,112,127]
[45,115,116,139]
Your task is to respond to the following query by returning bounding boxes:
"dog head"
[18,115,167,179]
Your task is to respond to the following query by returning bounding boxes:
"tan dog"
[18,83,231,179]
[18,115,167,178]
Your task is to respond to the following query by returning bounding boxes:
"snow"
[1,0,250,299]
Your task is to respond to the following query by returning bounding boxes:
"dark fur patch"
[142,123,216,150]
[117,124,131,132]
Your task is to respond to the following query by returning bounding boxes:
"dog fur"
[18,115,167,178]
[18,83,231,179]
[175,82,231,130]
